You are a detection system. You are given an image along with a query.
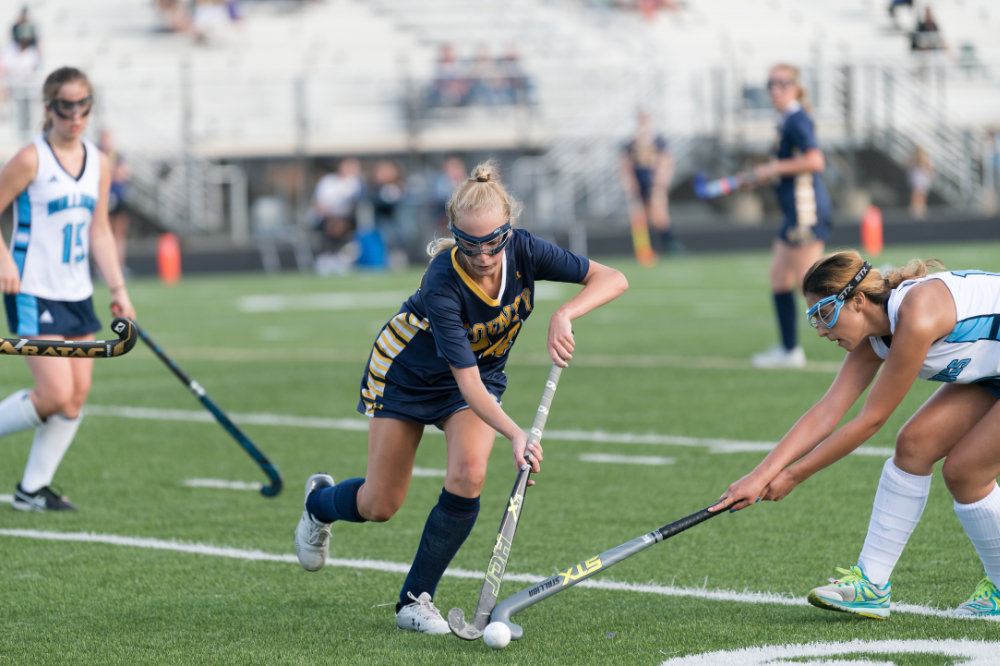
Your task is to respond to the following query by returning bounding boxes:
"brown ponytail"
[41,67,93,133]
[802,250,945,304]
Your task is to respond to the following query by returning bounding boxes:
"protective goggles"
[47,95,93,119]
[806,261,872,329]
[449,221,511,257]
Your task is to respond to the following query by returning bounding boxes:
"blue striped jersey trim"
[945,314,1000,344]
[13,189,31,276]
[14,293,39,337]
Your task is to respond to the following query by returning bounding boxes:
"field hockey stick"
[0,317,137,358]
[128,319,283,497]
[491,503,732,641]
[449,361,564,640]
[692,171,754,200]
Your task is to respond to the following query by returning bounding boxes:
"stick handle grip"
[656,505,725,540]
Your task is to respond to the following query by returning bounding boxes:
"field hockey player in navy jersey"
[750,64,833,369]
[292,161,628,633]
[715,251,1000,619]
[0,67,136,512]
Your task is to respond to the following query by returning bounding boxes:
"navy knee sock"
[773,291,798,351]
[399,489,480,607]
[306,477,366,524]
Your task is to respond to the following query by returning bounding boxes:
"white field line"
[184,479,263,491]
[579,453,675,465]
[236,284,565,314]
[660,639,1000,666]
[82,405,894,458]
[412,467,447,477]
[185,471,445,492]
[0,494,12,503]
[0,529,993,623]
[158,347,843,374]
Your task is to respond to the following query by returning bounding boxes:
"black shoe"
[12,484,78,512]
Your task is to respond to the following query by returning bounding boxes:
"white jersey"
[12,135,100,302]
[869,271,1000,384]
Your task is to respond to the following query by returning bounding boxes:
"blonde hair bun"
[472,164,493,183]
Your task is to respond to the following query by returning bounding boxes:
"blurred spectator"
[99,130,132,273]
[888,0,913,21]
[907,146,934,219]
[429,43,533,110]
[192,0,231,42]
[154,0,192,33]
[370,160,407,248]
[636,0,680,21]
[311,158,364,250]
[467,45,498,106]
[429,157,467,232]
[619,110,682,254]
[2,9,41,135]
[911,7,945,51]
[496,45,532,105]
[11,7,37,47]
[432,44,468,108]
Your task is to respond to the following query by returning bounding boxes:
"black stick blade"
[109,318,138,357]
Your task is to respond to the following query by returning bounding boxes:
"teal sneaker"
[954,577,1000,618]
[807,565,891,619]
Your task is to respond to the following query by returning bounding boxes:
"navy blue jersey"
[623,135,668,200]
[772,108,832,237]
[358,230,589,419]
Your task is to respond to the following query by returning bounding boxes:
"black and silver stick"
[491,504,732,641]
[0,317,137,358]
[133,321,283,497]
[448,362,564,640]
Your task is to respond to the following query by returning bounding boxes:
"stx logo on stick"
[507,493,523,521]
[557,556,603,586]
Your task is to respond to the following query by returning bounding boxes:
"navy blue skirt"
[976,378,1000,400]
[356,312,505,428]
[4,294,101,338]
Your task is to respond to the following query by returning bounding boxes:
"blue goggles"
[448,221,512,257]
[806,261,872,329]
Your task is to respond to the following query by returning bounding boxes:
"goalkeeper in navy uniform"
[293,161,628,633]
[750,63,832,369]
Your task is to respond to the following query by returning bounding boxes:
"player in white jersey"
[714,250,1000,618]
[0,67,136,512]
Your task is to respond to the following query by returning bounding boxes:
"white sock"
[0,389,42,438]
[21,414,82,493]
[954,483,1000,586]
[857,458,932,586]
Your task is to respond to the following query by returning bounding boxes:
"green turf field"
[2,242,1000,665]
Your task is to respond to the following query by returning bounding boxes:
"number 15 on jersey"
[62,222,86,264]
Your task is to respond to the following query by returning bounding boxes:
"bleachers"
[1,0,996,238]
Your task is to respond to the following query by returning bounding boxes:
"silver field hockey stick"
[448,361,564,641]
[491,504,732,641]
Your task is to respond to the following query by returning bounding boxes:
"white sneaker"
[751,344,806,369]
[395,592,452,634]
[294,473,335,572]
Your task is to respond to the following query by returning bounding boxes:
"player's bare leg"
[295,417,421,571]
[396,409,495,634]
[12,334,94,512]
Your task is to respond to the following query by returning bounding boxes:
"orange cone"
[157,233,182,285]
[860,205,883,257]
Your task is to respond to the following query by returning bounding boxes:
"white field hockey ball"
[483,622,511,649]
